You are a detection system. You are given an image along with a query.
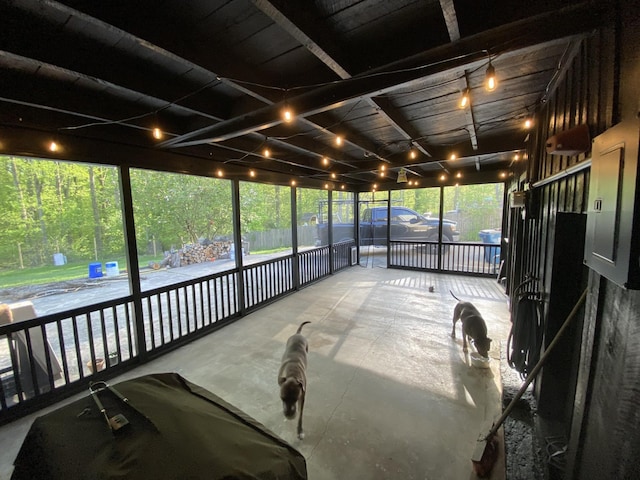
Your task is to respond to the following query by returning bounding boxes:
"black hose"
[507,293,543,379]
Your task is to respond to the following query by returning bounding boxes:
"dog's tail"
[450,290,462,302]
[296,321,311,334]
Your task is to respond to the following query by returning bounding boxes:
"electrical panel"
[584,120,640,289]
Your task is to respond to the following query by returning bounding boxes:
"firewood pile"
[152,241,231,269]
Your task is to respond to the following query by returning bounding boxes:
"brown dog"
[450,291,492,358]
[278,321,311,439]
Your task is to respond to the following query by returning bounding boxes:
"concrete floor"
[0,262,511,480]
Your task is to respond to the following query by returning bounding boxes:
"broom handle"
[486,287,588,439]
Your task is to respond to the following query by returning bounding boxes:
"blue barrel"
[479,229,501,264]
[88,262,103,278]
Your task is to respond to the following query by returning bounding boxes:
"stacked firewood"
[153,241,232,269]
[180,242,230,265]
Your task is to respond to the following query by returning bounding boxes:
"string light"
[485,61,497,91]
[459,88,470,108]
[48,141,59,152]
[282,103,294,123]
[335,135,343,147]
[322,156,330,166]
[439,174,446,181]
[409,149,417,159]
[291,179,297,186]
[331,172,337,179]
[450,153,456,161]
[249,169,256,178]
[216,169,224,177]
[152,127,163,140]
[263,147,271,158]
[524,118,533,129]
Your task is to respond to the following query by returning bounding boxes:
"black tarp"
[12,372,307,480]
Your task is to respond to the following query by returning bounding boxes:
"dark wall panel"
[578,284,640,479]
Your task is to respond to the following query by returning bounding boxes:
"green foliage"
[0,155,504,281]
[131,169,233,252]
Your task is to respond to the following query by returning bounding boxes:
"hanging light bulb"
[282,103,294,123]
[485,62,497,92]
[322,156,330,167]
[335,135,343,146]
[459,88,470,108]
[450,153,457,161]
[152,127,163,140]
[49,141,59,152]
[291,179,297,186]
[263,147,271,158]
[524,118,533,129]
[249,169,256,178]
[409,149,417,160]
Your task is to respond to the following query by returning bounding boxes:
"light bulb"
[485,63,497,92]
[459,89,470,108]
[282,107,293,123]
[152,128,163,140]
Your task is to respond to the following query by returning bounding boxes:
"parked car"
[316,205,459,249]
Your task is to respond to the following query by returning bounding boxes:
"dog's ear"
[278,376,287,386]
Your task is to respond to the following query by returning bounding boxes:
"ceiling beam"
[160,2,602,149]
[439,0,461,42]
[251,0,438,159]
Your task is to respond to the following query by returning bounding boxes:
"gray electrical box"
[584,121,640,289]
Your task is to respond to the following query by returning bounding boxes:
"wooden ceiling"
[0,1,606,190]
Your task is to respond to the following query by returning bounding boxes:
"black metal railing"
[1,237,491,423]
[243,256,294,311]
[0,297,137,419]
[141,269,240,355]
[299,246,331,286]
[390,240,501,275]
[0,245,345,423]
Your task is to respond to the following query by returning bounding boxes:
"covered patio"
[0,265,511,479]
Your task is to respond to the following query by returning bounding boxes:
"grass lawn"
[0,255,164,288]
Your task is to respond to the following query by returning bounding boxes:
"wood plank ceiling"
[0,0,605,190]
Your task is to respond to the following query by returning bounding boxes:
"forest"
[0,155,503,271]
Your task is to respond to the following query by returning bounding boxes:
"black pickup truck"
[316,206,459,246]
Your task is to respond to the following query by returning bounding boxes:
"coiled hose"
[507,293,543,379]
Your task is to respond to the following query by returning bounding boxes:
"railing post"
[291,186,300,290]
[118,166,146,362]
[231,180,246,315]
[328,190,334,274]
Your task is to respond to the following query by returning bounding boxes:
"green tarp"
[12,373,307,480]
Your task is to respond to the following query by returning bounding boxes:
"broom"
[471,287,588,477]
